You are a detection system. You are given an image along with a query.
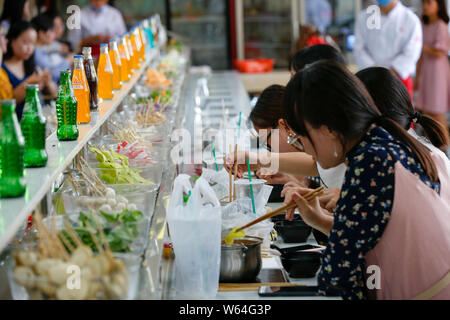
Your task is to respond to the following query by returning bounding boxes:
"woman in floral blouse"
[281,60,449,300]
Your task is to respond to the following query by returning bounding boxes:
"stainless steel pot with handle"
[219,236,263,283]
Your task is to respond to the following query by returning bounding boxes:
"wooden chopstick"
[233,144,238,201]
[235,186,324,232]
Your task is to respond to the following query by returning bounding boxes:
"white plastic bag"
[167,176,222,299]
[221,184,274,249]
[201,168,230,202]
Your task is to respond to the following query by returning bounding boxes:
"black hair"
[31,14,54,33]
[423,0,450,24]
[249,85,285,129]
[0,0,28,25]
[289,44,346,73]
[4,20,36,76]
[356,67,449,149]
[282,60,439,182]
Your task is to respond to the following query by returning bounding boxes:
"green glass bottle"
[0,100,26,198]
[20,84,48,167]
[56,70,79,141]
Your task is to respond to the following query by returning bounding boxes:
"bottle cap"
[100,43,108,47]
[82,47,92,54]
[25,84,39,89]
[1,99,16,106]
[74,55,83,59]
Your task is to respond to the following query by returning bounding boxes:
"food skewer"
[235,186,324,233]
[228,145,233,203]
[232,144,238,201]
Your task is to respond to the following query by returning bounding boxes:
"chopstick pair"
[235,186,325,232]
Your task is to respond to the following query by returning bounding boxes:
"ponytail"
[413,112,450,150]
[356,67,449,151]
[376,116,439,182]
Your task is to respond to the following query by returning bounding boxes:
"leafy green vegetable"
[61,209,145,253]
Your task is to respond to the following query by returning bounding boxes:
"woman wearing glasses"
[246,84,315,187]
[282,60,450,300]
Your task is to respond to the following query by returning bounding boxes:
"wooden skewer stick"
[58,231,75,253]
[235,186,325,232]
[233,144,238,201]
[63,222,83,248]
[228,145,233,203]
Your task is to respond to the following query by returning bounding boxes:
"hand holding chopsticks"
[235,186,325,232]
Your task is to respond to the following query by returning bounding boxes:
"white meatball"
[98,204,112,214]
[127,204,137,211]
[105,188,116,199]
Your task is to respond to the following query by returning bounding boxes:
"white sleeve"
[354,12,376,70]
[390,15,423,79]
[67,27,82,52]
[113,10,127,37]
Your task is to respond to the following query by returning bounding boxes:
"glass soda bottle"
[20,84,48,167]
[143,19,155,50]
[109,39,122,91]
[137,24,146,60]
[130,28,143,65]
[0,100,26,198]
[56,70,79,141]
[82,47,99,111]
[126,33,138,71]
[97,43,114,100]
[118,36,131,82]
[72,55,91,124]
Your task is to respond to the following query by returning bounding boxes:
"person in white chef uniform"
[68,0,127,56]
[354,0,422,98]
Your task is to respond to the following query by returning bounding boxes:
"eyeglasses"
[287,133,304,152]
[261,130,272,152]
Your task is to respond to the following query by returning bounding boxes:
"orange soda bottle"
[109,39,122,91]
[118,36,131,82]
[126,33,137,71]
[97,43,114,100]
[129,30,141,69]
[72,55,91,124]
[137,24,146,61]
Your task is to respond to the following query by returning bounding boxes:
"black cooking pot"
[280,250,322,278]
[275,220,312,243]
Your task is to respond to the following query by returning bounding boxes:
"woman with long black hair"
[282,60,450,300]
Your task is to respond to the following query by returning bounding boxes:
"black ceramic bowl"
[275,220,312,243]
[271,214,302,224]
[268,184,284,203]
[313,229,329,246]
[280,251,322,278]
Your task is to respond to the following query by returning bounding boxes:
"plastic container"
[60,182,158,219]
[234,59,274,73]
[92,164,162,191]
[7,249,141,300]
[233,179,267,201]
[43,212,150,255]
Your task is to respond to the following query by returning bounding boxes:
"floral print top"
[318,126,441,300]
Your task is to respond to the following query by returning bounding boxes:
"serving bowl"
[275,220,312,243]
[280,250,322,278]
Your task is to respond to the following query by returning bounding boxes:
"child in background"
[0,25,13,100]
[2,21,57,120]
[32,14,70,84]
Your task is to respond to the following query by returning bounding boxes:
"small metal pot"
[220,236,263,283]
